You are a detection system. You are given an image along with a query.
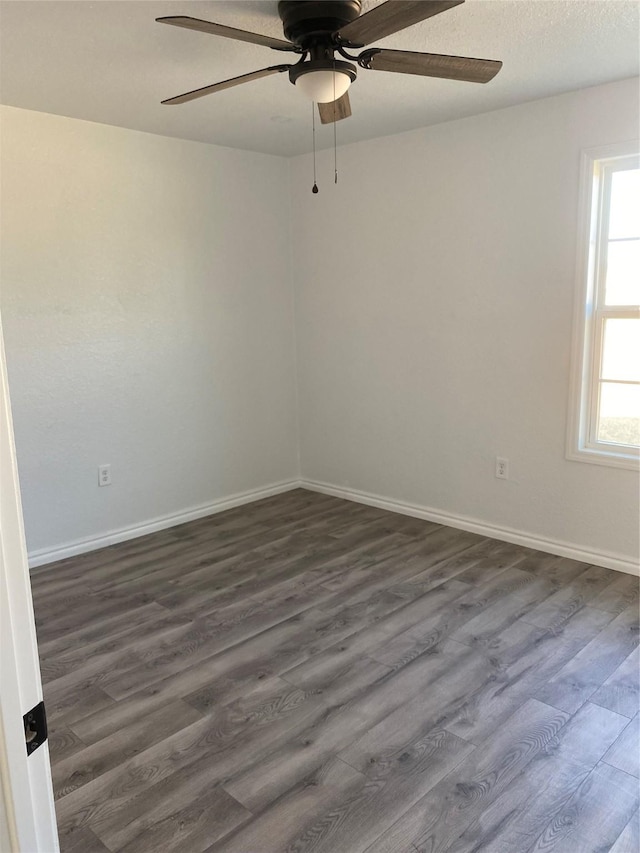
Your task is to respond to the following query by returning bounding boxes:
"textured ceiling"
[1,0,638,156]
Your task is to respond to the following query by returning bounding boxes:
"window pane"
[605,239,640,305]
[601,319,640,382]
[608,168,640,239]
[598,382,640,447]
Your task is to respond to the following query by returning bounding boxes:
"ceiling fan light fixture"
[159,2,504,120]
[295,69,351,103]
[289,59,356,103]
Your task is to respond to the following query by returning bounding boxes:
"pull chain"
[333,58,338,184]
[311,101,318,194]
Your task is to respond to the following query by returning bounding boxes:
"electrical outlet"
[495,457,509,480]
[98,464,111,487]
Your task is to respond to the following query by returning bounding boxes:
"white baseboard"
[28,479,302,569]
[300,479,640,577]
[29,476,639,577]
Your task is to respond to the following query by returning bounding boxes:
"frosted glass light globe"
[295,69,352,103]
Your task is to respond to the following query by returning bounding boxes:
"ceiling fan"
[157,0,502,124]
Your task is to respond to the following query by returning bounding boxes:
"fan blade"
[338,1,464,47]
[156,16,296,52]
[318,93,352,124]
[161,66,291,105]
[361,49,502,83]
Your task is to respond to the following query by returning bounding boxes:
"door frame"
[0,319,59,851]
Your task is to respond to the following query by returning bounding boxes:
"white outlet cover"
[495,457,509,479]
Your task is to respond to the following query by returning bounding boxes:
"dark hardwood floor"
[30,489,640,853]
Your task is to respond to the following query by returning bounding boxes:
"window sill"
[567,444,640,471]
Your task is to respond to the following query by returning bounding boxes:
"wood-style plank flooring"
[30,489,640,853]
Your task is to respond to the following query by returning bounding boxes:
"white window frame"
[567,141,640,470]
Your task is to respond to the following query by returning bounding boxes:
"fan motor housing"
[278,0,362,47]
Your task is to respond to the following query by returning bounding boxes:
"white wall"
[1,107,298,557]
[291,78,640,569]
[2,80,639,571]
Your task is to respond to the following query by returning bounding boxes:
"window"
[568,142,640,469]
